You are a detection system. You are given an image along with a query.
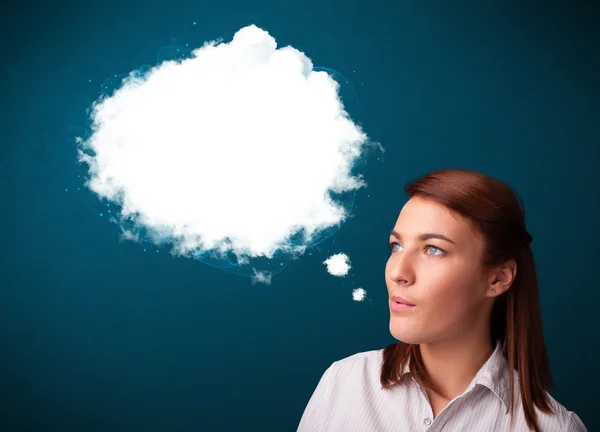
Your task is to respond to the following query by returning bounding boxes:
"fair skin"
[385,196,517,418]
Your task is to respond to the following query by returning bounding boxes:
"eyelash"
[388,242,446,257]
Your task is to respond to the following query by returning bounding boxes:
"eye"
[388,242,446,257]
[425,245,445,257]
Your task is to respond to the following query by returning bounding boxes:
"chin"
[389,321,424,344]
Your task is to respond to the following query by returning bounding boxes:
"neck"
[418,333,494,401]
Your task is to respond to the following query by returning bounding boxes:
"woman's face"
[385,196,491,345]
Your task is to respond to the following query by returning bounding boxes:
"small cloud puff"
[323,253,351,277]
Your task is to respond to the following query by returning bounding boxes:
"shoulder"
[322,349,385,390]
[522,389,588,431]
[330,349,384,373]
[502,369,587,431]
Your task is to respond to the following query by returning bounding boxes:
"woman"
[297,169,587,432]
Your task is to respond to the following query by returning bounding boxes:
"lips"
[392,295,415,306]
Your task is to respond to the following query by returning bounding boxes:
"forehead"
[393,196,472,238]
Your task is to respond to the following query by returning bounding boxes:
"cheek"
[420,262,479,313]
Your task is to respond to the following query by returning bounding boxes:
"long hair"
[380,168,555,432]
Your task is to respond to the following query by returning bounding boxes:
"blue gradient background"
[1,0,598,431]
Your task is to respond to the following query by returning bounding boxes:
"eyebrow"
[390,230,456,245]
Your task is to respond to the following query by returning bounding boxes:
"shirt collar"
[401,340,511,414]
[469,339,511,414]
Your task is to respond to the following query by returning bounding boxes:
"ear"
[488,258,517,297]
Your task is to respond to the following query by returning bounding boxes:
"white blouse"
[297,340,587,431]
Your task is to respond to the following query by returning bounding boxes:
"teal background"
[1,0,598,431]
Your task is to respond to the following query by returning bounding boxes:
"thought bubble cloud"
[352,288,367,302]
[72,25,383,283]
[323,253,351,277]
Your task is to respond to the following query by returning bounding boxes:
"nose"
[387,250,415,285]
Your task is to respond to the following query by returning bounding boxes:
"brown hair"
[380,168,555,432]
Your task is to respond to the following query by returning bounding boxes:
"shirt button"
[424,418,431,425]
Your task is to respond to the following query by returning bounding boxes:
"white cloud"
[76,25,381,281]
[250,269,272,285]
[323,252,351,277]
[352,287,367,302]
